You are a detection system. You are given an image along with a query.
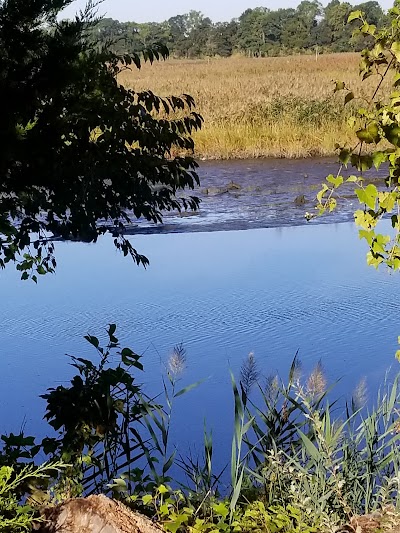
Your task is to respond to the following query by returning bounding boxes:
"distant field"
[119,53,384,159]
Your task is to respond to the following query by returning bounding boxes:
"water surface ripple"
[0,159,398,470]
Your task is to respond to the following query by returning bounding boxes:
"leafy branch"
[310,5,400,272]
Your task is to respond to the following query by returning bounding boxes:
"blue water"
[0,220,399,475]
[0,157,398,478]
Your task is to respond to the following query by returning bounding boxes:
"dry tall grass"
[119,53,385,159]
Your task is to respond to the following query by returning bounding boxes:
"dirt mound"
[337,510,400,533]
[36,494,164,533]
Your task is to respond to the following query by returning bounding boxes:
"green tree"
[82,1,392,58]
[237,7,270,57]
[317,0,352,50]
[350,1,385,49]
[207,21,238,57]
[185,12,213,58]
[314,4,400,277]
[90,17,124,42]
[167,14,190,57]
[263,9,295,49]
[281,0,322,49]
[138,21,172,49]
[0,0,202,280]
[88,18,143,54]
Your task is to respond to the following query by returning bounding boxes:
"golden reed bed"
[119,53,384,159]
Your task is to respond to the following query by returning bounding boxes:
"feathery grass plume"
[351,377,368,411]
[240,351,259,396]
[306,360,327,397]
[290,355,303,385]
[393,410,400,434]
[264,374,279,399]
[168,343,186,377]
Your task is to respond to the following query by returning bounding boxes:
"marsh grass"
[39,328,400,528]
[140,355,400,530]
[233,358,400,524]
[119,54,390,159]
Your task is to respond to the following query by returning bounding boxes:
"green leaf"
[328,197,337,212]
[367,251,384,269]
[212,502,229,518]
[297,428,321,462]
[142,494,153,506]
[230,468,244,517]
[392,41,400,62]
[174,379,204,398]
[384,125,400,146]
[159,504,170,516]
[164,522,180,533]
[356,183,378,210]
[355,209,376,229]
[356,122,380,144]
[378,191,396,212]
[360,22,375,34]
[339,149,351,165]
[37,265,46,275]
[317,183,329,204]
[351,154,373,171]
[108,478,127,492]
[326,174,343,188]
[344,91,354,104]
[158,484,169,494]
[359,229,375,246]
[372,151,387,169]
[162,451,176,474]
[242,417,254,435]
[394,73,400,87]
[121,347,142,368]
[348,10,363,22]
[334,80,345,93]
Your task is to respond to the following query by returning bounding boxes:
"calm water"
[0,159,399,472]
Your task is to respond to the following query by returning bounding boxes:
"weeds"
[238,358,400,522]
[136,343,203,487]
[0,462,64,532]
[2,326,400,532]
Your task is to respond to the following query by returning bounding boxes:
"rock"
[202,187,228,196]
[350,514,382,533]
[179,211,198,217]
[335,514,383,533]
[226,181,241,191]
[294,194,306,206]
[36,494,164,533]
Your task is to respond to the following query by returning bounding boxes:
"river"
[0,158,398,478]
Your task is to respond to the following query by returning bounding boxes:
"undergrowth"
[2,325,400,532]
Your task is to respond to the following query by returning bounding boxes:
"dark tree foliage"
[0,0,203,280]
[88,1,387,59]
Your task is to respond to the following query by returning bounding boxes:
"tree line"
[88,0,387,58]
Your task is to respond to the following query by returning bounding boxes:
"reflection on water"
[0,222,399,468]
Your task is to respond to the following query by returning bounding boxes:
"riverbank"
[119,53,386,159]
